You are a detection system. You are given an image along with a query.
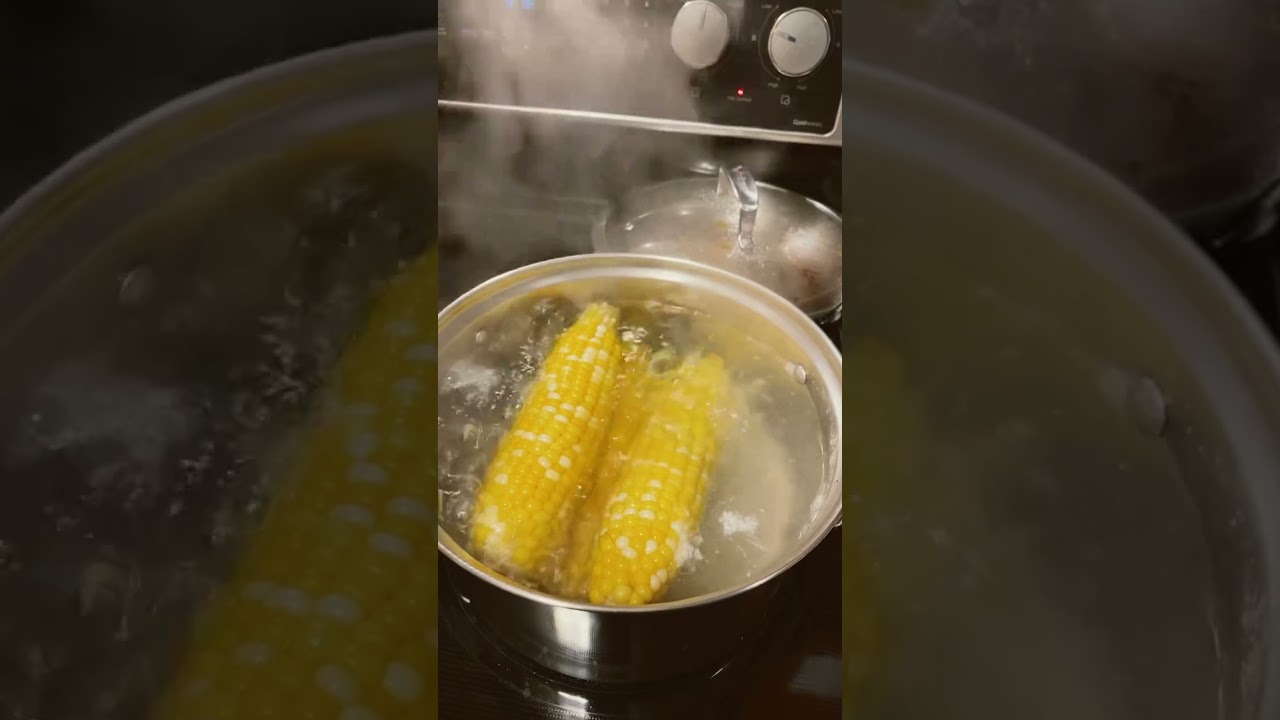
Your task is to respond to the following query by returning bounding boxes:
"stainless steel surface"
[441,526,842,717]
[768,8,832,78]
[443,551,781,684]
[438,99,842,147]
[716,165,759,253]
[847,58,1280,719]
[600,171,843,321]
[0,33,433,719]
[437,253,841,682]
[439,0,842,144]
[848,0,1280,226]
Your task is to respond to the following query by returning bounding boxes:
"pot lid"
[601,165,843,319]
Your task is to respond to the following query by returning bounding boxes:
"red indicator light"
[736,88,745,96]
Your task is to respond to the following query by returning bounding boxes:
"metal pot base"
[443,558,787,685]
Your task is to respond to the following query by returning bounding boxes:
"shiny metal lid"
[599,165,842,320]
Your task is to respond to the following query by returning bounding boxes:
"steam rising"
[439,2,713,274]
[447,2,697,120]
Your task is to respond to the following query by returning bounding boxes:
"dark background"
[0,0,435,211]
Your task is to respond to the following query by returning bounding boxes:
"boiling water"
[438,295,827,601]
[0,144,430,719]
[843,236,1222,720]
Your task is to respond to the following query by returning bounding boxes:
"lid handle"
[717,165,758,254]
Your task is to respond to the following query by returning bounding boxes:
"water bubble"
[788,362,808,384]
[1127,375,1167,437]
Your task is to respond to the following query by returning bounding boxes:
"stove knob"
[670,1,730,70]
[768,8,830,78]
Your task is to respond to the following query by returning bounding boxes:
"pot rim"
[0,30,435,242]
[437,252,842,614]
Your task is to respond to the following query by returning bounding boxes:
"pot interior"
[845,63,1280,720]
[437,256,841,605]
[0,38,433,719]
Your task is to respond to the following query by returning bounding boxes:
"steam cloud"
[438,1,714,283]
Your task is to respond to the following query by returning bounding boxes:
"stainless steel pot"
[598,165,843,323]
[849,0,1280,236]
[847,58,1280,720]
[0,33,433,719]
[437,253,842,683]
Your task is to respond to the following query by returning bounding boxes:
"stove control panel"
[440,0,842,142]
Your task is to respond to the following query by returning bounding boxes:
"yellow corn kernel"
[560,343,657,598]
[587,354,729,606]
[156,249,438,720]
[469,303,622,587]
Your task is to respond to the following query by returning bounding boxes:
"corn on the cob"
[559,343,656,598]
[156,250,438,720]
[587,353,729,606]
[469,303,622,587]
